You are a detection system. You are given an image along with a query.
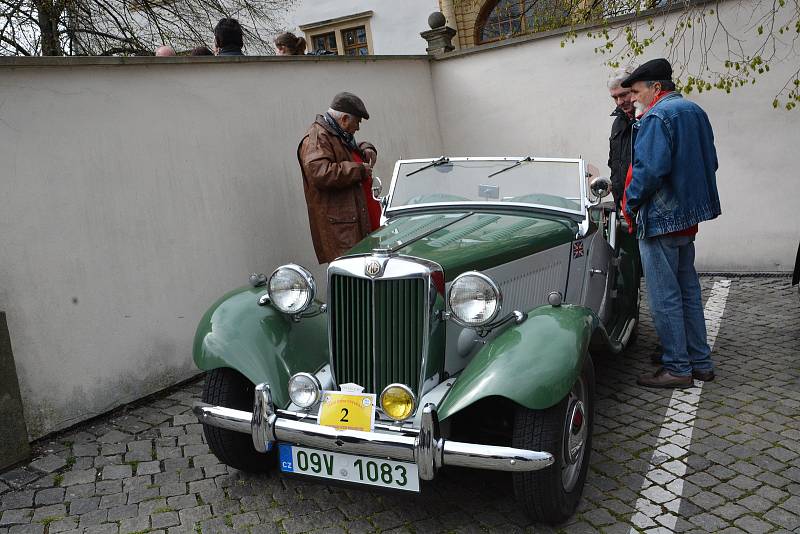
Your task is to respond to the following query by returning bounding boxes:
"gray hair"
[326,108,351,121]
[607,65,635,89]
[645,79,676,91]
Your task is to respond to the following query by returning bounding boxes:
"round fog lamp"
[288,373,321,409]
[380,384,416,421]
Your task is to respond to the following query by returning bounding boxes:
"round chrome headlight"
[267,264,315,314]
[380,384,416,421]
[287,372,321,408]
[447,272,502,327]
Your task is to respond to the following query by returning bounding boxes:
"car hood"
[347,210,578,281]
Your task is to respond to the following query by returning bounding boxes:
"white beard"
[633,101,646,116]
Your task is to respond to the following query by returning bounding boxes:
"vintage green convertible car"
[192,157,640,523]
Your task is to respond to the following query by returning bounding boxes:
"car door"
[582,210,614,325]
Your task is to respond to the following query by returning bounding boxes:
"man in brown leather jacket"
[297,92,378,264]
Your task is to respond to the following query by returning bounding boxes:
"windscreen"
[389,159,584,213]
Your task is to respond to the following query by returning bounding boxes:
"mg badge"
[365,260,381,277]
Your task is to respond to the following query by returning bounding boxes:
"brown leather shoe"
[637,367,693,388]
[692,369,715,382]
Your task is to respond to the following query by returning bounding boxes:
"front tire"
[201,368,273,473]
[512,354,595,524]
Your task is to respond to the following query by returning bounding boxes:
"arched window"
[477,0,570,44]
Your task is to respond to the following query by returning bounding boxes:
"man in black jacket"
[607,65,635,209]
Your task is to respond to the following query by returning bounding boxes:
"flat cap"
[330,92,369,120]
[621,58,672,87]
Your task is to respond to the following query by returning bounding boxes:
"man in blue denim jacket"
[622,58,722,388]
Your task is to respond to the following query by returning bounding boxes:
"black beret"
[330,92,369,120]
[621,58,672,87]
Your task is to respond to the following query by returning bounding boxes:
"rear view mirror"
[589,176,612,200]
[371,176,384,200]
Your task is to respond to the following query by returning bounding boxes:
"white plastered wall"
[0,58,442,438]
[430,2,800,271]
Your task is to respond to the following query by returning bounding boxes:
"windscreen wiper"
[406,156,450,177]
[488,156,533,178]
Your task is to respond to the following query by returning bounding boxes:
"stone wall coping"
[0,54,430,68]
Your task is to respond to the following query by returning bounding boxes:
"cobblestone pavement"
[2,276,799,534]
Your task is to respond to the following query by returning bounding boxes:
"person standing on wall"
[297,92,380,264]
[214,18,244,56]
[275,32,306,55]
[621,58,722,388]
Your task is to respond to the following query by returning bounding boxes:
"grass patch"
[53,474,64,487]
[64,456,76,469]
[223,514,233,528]
[128,530,152,534]
[37,516,64,526]
[154,507,175,514]
[146,484,161,490]
[126,460,140,475]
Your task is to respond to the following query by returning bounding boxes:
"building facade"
[282,0,440,55]
[440,0,581,49]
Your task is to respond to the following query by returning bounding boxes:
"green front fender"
[437,305,600,420]
[192,286,329,409]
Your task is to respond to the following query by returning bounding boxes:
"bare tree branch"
[1,0,291,56]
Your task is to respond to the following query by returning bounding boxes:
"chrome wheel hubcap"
[566,400,587,464]
[561,377,588,492]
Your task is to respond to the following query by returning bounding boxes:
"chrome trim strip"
[386,202,585,218]
[441,440,553,471]
[251,383,276,452]
[192,385,555,477]
[194,405,251,434]
[274,407,419,436]
[416,405,443,480]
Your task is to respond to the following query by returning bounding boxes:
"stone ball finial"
[428,11,446,29]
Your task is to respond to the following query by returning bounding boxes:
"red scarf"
[621,91,697,237]
[352,150,382,231]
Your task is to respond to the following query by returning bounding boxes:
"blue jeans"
[638,234,713,376]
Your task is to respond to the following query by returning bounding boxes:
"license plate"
[317,391,376,432]
[279,444,420,492]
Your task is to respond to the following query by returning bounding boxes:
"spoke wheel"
[511,354,595,524]
[202,368,274,473]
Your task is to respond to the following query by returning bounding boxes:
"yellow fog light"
[380,384,416,421]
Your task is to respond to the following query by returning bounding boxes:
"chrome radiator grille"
[330,274,426,394]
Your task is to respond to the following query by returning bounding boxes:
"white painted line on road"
[628,279,732,533]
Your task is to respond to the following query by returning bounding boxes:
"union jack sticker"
[573,240,584,258]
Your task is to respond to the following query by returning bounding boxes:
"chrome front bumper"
[193,383,554,481]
